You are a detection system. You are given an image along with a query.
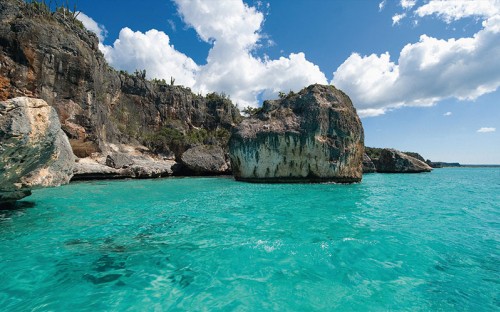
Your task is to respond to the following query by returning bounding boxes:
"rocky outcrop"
[180,145,230,175]
[426,160,461,168]
[0,97,74,205]
[72,146,176,180]
[362,153,376,173]
[229,84,364,183]
[376,149,432,173]
[0,0,240,170]
[404,152,425,163]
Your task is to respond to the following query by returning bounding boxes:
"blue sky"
[71,0,499,164]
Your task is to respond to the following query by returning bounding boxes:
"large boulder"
[376,149,432,173]
[0,97,74,205]
[229,84,364,183]
[180,145,230,175]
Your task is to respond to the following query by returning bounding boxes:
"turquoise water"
[0,168,499,311]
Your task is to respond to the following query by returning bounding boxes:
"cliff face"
[0,0,240,162]
[229,84,364,183]
[0,97,74,204]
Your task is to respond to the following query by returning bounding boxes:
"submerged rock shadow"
[0,201,36,222]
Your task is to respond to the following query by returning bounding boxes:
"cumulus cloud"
[76,12,197,86]
[80,0,500,117]
[477,127,496,133]
[76,11,107,42]
[416,0,500,23]
[333,1,500,117]
[443,111,452,116]
[391,0,416,25]
[400,0,417,9]
[173,0,327,107]
[102,28,199,87]
[82,0,326,109]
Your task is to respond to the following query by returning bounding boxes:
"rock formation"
[404,151,426,163]
[362,154,376,173]
[73,153,176,180]
[426,160,461,168]
[0,0,437,196]
[0,0,240,177]
[0,97,74,205]
[180,145,230,175]
[229,84,364,183]
[376,149,432,173]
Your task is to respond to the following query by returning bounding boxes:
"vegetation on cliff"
[0,0,241,163]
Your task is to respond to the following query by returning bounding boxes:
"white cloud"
[172,0,327,107]
[416,0,500,23]
[443,111,452,116]
[82,0,326,109]
[379,0,387,11]
[82,0,500,118]
[174,0,263,49]
[401,0,417,9]
[76,11,107,42]
[167,19,176,32]
[102,28,198,87]
[392,13,407,25]
[332,13,500,117]
[477,127,496,133]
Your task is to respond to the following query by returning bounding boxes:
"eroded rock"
[229,84,364,183]
[0,97,74,204]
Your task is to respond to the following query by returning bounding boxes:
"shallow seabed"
[1,168,499,311]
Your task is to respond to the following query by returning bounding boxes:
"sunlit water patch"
[0,168,499,310]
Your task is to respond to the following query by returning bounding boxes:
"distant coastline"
[459,164,500,168]
[431,163,500,168]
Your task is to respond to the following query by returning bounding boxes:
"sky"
[69,0,499,164]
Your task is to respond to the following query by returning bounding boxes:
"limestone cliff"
[0,0,240,172]
[0,97,74,205]
[229,84,364,183]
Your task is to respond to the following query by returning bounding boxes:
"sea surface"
[0,168,499,311]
